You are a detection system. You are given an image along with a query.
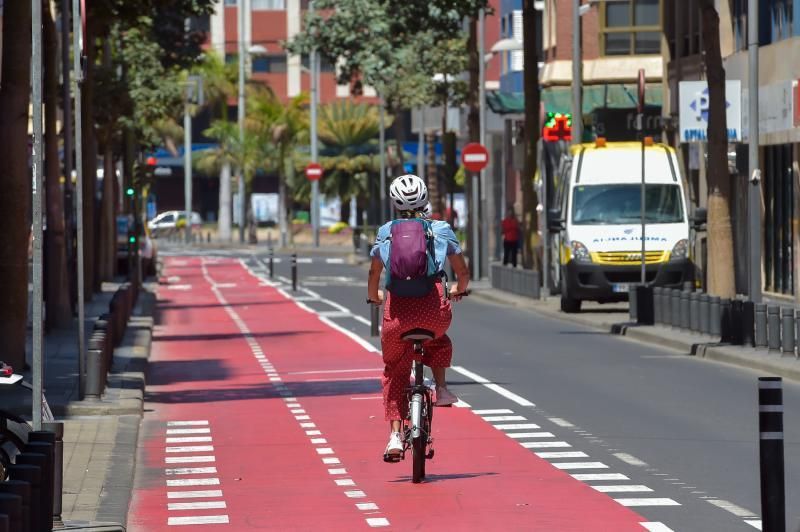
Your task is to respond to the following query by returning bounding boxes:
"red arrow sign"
[305,162,323,181]
[461,142,489,172]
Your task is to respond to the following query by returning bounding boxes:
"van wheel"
[560,295,582,313]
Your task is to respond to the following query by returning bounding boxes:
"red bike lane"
[129,256,651,530]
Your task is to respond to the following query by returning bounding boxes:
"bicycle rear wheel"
[412,432,425,483]
[410,392,426,483]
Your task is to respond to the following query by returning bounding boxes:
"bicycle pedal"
[383,452,402,463]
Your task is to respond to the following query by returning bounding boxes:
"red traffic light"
[543,115,572,142]
[146,156,157,167]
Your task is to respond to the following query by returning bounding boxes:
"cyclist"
[367,175,470,458]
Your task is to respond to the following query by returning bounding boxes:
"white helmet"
[389,174,428,211]
[421,203,433,218]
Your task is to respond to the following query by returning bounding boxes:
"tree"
[0,0,32,369]
[44,0,72,329]
[248,86,309,245]
[698,0,735,297]
[521,0,541,270]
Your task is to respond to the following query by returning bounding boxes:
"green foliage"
[286,0,488,110]
[195,50,238,120]
[199,120,262,190]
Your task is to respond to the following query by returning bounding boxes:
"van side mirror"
[547,208,565,233]
[692,208,707,229]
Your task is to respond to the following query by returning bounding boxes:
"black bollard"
[680,290,691,330]
[21,442,54,532]
[720,298,732,343]
[699,293,710,335]
[731,299,744,346]
[635,285,654,325]
[758,377,786,532]
[709,296,721,337]
[781,307,795,356]
[0,495,21,532]
[756,303,768,347]
[6,465,41,532]
[653,287,661,324]
[0,481,31,532]
[795,310,800,359]
[689,292,700,332]
[31,427,62,527]
[268,248,274,279]
[291,253,298,292]
[370,304,380,337]
[0,513,8,532]
[86,335,104,399]
[743,301,756,347]
[671,289,681,329]
[768,306,781,352]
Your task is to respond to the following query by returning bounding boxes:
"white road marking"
[535,451,588,459]
[328,468,347,475]
[318,316,380,353]
[166,478,220,487]
[287,403,301,408]
[311,438,328,444]
[506,432,555,439]
[615,498,680,507]
[345,490,366,498]
[547,417,575,427]
[520,441,571,449]
[215,283,237,288]
[322,457,341,465]
[366,517,390,527]
[482,415,527,422]
[335,479,356,486]
[165,456,215,464]
[351,395,384,400]
[572,473,629,481]
[494,423,540,430]
[453,399,471,408]
[319,311,352,318]
[552,462,609,470]
[613,452,648,467]
[306,430,322,436]
[472,409,514,415]
[168,501,227,511]
[297,257,313,263]
[316,448,334,455]
[165,467,217,476]
[167,284,192,291]
[166,437,212,444]
[166,490,223,499]
[290,409,307,414]
[167,515,229,525]
[166,428,210,435]
[167,421,209,426]
[591,485,653,493]
[300,422,316,428]
[166,446,214,453]
[357,503,379,511]
[640,523,676,532]
[705,499,758,518]
[326,258,345,264]
[744,520,762,530]
[451,366,535,406]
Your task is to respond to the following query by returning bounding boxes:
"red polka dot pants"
[381,283,453,421]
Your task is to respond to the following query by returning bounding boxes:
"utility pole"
[476,8,486,280]
[73,0,86,400]
[748,0,762,303]
[379,93,387,222]
[237,0,246,243]
[31,0,45,430]
[571,0,582,144]
[61,0,75,286]
[310,1,320,246]
[184,24,193,245]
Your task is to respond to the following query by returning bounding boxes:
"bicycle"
[368,285,469,484]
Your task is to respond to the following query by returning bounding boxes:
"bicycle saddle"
[401,328,435,342]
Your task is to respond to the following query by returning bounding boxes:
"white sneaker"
[385,432,403,456]
[435,386,458,406]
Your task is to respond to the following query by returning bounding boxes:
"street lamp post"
[572,0,582,144]
[477,8,486,280]
[309,1,320,247]
[73,0,87,400]
[238,0,246,243]
[747,0,762,303]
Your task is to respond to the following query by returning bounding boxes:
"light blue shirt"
[371,219,463,272]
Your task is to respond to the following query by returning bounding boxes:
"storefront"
[762,143,796,296]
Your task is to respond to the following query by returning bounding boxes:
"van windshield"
[571,184,684,225]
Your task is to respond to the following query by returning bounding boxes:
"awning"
[487,83,663,116]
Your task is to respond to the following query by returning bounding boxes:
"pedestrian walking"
[501,208,520,267]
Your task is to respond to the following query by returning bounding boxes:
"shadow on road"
[389,472,498,483]
[152,330,316,342]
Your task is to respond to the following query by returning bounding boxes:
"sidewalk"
[10,282,155,531]
[471,285,800,382]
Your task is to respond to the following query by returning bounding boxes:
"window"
[763,144,795,295]
[252,0,286,9]
[571,184,684,225]
[301,54,336,73]
[224,0,236,5]
[252,55,287,73]
[601,0,662,55]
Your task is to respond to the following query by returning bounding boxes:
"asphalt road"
[241,249,800,532]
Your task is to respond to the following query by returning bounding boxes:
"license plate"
[612,283,630,293]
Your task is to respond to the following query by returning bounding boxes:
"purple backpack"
[385,219,438,297]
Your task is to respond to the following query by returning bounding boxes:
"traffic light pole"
[73,0,86,400]
[184,88,193,245]
[310,1,320,247]
[237,0,246,243]
[32,0,45,430]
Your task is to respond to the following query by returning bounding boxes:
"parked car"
[148,211,202,237]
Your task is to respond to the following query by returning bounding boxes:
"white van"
[548,139,699,313]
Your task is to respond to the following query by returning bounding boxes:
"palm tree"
[195,51,237,240]
[315,101,391,223]
[248,86,309,246]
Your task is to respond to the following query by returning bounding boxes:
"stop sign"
[305,162,323,181]
[461,142,489,172]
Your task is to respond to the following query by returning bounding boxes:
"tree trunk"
[699,0,735,297]
[522,0,541,270]
[425,132,442,215]
[218,162,232,241]
[100,138,116,281]
[44,0,72,330]
[340,196,351,223]
[0,1,32,370]
[82,9,97,296]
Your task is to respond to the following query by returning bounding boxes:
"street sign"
[305,162,323,181]
[679,80,742,142]
[461,142,489,172]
